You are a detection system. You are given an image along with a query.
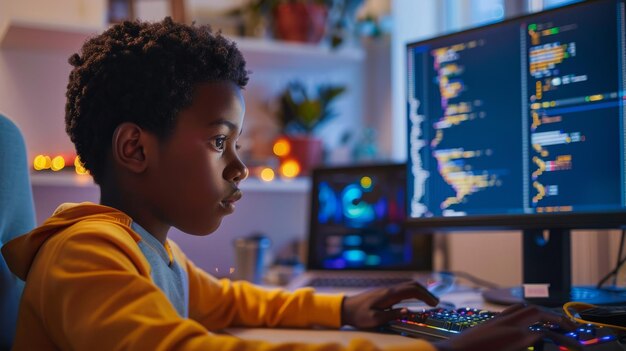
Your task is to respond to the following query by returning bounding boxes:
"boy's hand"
[340,281,439,328]
[434,304,582,351]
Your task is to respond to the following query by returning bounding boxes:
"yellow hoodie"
[2,203,435,351]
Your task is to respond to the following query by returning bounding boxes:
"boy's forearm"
[186,264,344,329]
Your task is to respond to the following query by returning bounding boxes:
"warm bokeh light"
[280,159,301,178]
[74,156,89,175]
[50,156,65,171]
[260,167,275,182]
[33,155,48,170]
[360,176,372,189]
[33,154,91,175]
[272,138,291,157]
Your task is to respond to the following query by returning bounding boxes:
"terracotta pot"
[273,3,328,43]
[284,135,323,176]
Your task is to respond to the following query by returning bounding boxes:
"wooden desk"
[226,327,420,348]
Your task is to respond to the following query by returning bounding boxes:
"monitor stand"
[482,229,626,307]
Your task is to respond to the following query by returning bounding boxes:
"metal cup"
[233,234,271,284]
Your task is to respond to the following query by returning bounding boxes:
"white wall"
[0,0,106,27]
[0,49,76,158]
[0,0,103,159]
[390,0,441,161]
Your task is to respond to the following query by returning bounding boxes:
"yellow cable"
[562,301,626,332]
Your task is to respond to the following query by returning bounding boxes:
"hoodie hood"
[2,202,140,280]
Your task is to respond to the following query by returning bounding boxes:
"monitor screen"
[406,0,626,230]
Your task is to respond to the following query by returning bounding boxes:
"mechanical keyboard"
[385,307,625,350]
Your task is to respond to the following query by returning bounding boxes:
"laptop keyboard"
[307,277,412,288]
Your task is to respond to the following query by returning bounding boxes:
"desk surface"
[226,288,506,347]
[226,327,420,348]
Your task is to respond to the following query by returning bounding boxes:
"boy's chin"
[180,220,222,236]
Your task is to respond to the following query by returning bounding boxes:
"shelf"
[30,172,96,187]
[241,177,310,193]
[0,20,364,69]
[235,36,364,70]
[30,172,310,193]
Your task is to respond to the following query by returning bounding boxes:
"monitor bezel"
[405,211,626,232]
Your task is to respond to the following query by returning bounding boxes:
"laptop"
[286,163,433,294]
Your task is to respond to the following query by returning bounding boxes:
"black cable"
[596,256,626,288]
[596,229,626,289]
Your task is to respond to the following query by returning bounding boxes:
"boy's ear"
[111,122,149,174]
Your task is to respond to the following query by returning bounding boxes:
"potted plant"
[274,81,346,176]
[272,0,329,43]
[230,0,332,43]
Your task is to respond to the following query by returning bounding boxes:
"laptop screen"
[307,163,432,271]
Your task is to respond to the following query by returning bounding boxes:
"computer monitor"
[405,0,626,306]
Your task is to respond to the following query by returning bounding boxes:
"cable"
[596,229,626,289]
[562,301,626,332]
[597,254,626,288]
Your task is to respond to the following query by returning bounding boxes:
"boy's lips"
[220,190,242,212]
[223,190,242,203]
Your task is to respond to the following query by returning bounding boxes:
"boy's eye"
[212,136,227,151]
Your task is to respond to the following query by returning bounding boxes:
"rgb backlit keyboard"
[386,307,622,350]
[388,307,498,339]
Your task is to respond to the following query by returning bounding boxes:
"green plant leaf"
[276,80,346,134]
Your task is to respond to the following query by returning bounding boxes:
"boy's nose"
[235,164,249,183]
[227,157,248,184]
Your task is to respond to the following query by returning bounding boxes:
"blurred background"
[1,0,622,289]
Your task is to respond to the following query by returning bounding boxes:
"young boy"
[2,18,579,351]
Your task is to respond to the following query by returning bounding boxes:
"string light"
[32,154,89,175]
[50,156,65,171]
[74,156,88,175]
[280,159,300,178]
[33,155,49,171]
[260,167,275,182]
[272,138,291,157]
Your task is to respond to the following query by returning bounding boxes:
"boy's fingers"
[499,306,576,331]
[494,306,581,350]
[372,308,409,325]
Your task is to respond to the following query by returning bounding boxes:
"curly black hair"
[65,17,249,184]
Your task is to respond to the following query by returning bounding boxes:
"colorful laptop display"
[286,163,432,293]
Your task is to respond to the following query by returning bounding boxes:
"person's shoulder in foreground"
[1,17,581,351]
